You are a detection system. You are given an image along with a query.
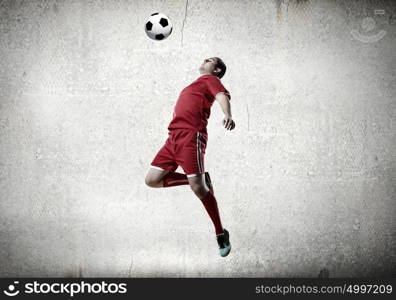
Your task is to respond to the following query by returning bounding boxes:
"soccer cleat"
[216,229,231,257]
[204,172,214,193]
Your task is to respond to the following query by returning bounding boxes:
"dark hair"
[214,57,226,79]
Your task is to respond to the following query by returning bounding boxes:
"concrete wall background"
[0,0,395,277]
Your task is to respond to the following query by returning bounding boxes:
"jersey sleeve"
[205,75,231,101]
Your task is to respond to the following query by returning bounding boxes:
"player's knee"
[145,175,158,187]
[190,183,207,198]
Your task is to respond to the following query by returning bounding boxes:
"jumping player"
[145,57,235,257]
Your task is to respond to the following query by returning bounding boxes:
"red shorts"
[150,129,208,177]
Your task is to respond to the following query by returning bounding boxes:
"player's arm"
[215,92,235,131]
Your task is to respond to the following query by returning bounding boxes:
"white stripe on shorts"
[196,132,203,173]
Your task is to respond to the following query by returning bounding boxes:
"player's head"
[199,57,227,79]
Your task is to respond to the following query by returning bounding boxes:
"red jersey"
[168,74,231,133]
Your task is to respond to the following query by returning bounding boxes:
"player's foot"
[204,172,214,193]
[216,229,231,257]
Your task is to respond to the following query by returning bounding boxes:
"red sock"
[200,190,224,235]
[162,172,189,187]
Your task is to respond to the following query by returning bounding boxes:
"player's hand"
[223,116,235,131]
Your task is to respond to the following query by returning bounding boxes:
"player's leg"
[188,174,223,234]
[145,166,169,188]
[145,166,190,188]
[188,174,231,257]
[145,168,213,190]
[177,131,220,230]
[177,130,230,256]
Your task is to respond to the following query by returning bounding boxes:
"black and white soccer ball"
[145,13,172,41]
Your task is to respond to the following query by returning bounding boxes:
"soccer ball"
[145,13,172,41]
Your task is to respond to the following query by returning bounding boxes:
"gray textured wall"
[0,0,395,277]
